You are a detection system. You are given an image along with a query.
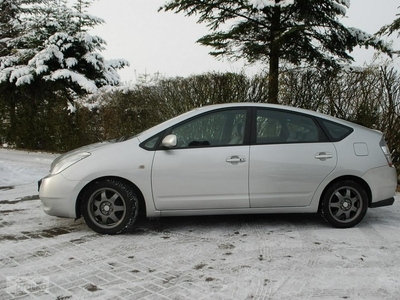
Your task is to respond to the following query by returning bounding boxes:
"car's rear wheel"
[320,180,368,228]
[81,179,138,234]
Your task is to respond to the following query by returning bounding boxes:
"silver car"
[39,103,397,234]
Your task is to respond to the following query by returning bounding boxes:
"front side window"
[170,109,247,148]
[142,134,162,150]
[256,109,325,144]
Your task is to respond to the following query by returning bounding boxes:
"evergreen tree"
[0,0,129,149]
[162,0,392,103]
[0,0,47,144]
[1,0,128,92]
[377,7,400,40]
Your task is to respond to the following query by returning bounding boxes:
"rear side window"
[320,119,353,142]
[255,109,327,144]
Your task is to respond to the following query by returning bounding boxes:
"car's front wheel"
[81,179,138,234]
[320,180,368,228]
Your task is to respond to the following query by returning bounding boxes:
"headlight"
[50,152,91,175]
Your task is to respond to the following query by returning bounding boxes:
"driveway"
[1,149,400,299]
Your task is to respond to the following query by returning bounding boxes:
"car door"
[249,108,337,208]
[152,108,250,210]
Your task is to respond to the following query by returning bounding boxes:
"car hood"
[50,140,118,170]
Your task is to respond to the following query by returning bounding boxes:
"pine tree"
[161,0,392,103]
[377,7,400,40]
[0,0,129,149]
[0,0,47,144]
[1,0,128,92]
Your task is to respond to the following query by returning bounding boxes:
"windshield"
[131,108,200,141]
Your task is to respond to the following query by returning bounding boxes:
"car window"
[142,134,162,150]
[256,109,324,144]
[171,109,247,148]
[320,119,353,141]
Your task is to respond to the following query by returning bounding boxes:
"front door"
[152,108,250,210]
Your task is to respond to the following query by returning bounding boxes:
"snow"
[348,27,394,53]
[247,0,349,15]
[332,2,347,16]
[45,69,99,93]
[67,101,77,114]
[9,66,33,85]
[248,0,295,9]
[0,55,18,69]
[83,52,102,70]
[1,148,400,299]
[0,3,127,91]
[0,149,57,201]
[65,57,78,68]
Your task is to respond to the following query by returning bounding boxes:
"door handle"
[315,152,333,161]
[226,155,246,164]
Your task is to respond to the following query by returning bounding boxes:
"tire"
[320,180,368,228]
[81,179,139,234]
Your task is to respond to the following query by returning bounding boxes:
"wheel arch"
[320,175,372,208]
[75,176,147,220]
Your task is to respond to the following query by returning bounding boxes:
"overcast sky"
[87,0,400,83]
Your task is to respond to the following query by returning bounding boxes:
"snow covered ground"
[1,148,400,299]
[0,149,57,202]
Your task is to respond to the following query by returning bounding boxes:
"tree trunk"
[268,3,281,104]
[5,87,17,145]
[268,44,280,104]
[9,96,16,141]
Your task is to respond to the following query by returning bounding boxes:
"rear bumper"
[362,166,397,205]
[369,197,395,208]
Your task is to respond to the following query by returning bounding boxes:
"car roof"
[137,102,379,141]
[195,103,376,129]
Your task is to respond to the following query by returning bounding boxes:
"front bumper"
[39,173,86,219]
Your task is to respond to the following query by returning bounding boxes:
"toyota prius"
[39,103,397,234]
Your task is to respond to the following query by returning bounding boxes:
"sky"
[86,0,400,83]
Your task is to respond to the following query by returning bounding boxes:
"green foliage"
[377,7,400,38]
[0,0,128,150]
[279,65,400,168]
[1,65,399,172]
[161,0,393,103]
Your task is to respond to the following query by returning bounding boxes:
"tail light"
[380,138,394,167]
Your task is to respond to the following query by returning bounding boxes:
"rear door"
[249,108,337,208]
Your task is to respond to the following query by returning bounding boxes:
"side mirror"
[162,134,177,148]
